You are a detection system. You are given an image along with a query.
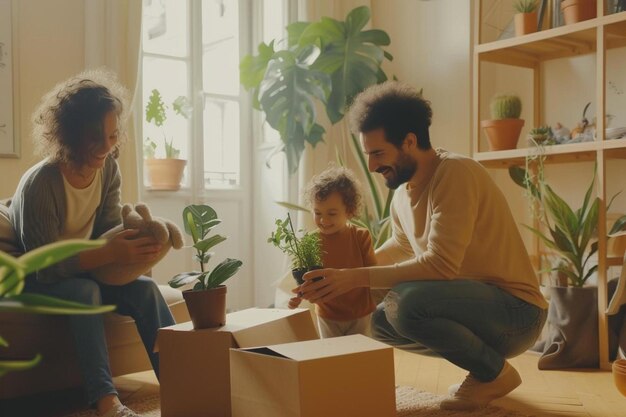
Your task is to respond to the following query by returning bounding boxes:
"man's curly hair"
[32,69,129,167]
[349,81,432,150]
[304,166,362,217]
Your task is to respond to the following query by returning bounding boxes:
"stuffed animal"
[91,203,184,285]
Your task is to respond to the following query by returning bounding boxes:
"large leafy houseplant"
[510,165,626,287]
[169,205,242,329]
[240,5,393,174]
[0,239,113,377]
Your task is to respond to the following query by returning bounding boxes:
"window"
[141,0,271,190]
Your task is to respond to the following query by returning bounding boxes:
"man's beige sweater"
[370,150,548,309]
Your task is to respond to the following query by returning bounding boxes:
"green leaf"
[19,240,105,275]
[609,214,626,236]
[183,205,219,239]
[169,271,204,288]
[287,22,311,47]
[0,335,7,348]
[0,269,24,297]
[146,89,167,126]
[276,201,309,212]
[0,293,115,314]
[172,96,192,119]
[206,258,243,288]
[240,41,277,109]
[193,235,227,252]
[0,354,42,377]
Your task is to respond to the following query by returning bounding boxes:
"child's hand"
[288,296,302,309]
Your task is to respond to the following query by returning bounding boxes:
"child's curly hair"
[304,166,362,217]
[32,69,129,168]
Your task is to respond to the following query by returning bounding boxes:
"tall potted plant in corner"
[514,0,539,36]
[240,5,393,174]
[268,214,323,285]
[144,88,190,191]
[168,205,242,329]
[481,93,524,151]
[509,164,626,368]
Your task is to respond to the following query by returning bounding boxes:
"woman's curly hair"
[304,166,362,217]
[32,69,129,167]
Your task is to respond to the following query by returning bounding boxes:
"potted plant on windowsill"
[514,0,539,36]
[144,88,190,191]
[168,204,243,329]
[268,213,323,285]
[481,93,524,151]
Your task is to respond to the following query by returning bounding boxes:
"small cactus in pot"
[481,93,525,151]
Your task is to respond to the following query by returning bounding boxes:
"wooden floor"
[2,350,625,417]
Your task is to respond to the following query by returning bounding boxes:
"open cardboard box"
[157,308,318,417]
[230,334,396,417]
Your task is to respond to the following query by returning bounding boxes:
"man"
[300,81,547,411]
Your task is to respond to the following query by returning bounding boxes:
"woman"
[10,70,175,417]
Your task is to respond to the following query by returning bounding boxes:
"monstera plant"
[240,5,393,174]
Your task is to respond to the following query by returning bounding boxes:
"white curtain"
[84,0,143,204]
[295,0,377,231]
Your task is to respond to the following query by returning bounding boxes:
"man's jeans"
[25,275,176,405]
[372,280,547,381]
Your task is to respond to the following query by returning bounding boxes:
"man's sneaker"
[440,361,522,411]
[101,404,140,417]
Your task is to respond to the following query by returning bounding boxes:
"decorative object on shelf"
[514,0,539,36]
[240,6,392,174]
[144,88,190,191]
[528,125,555,145]
[613,359,626,396]
[481,93,524,151]
[168,205,243,329]
[561,0,597,25]
[268,213,323,285]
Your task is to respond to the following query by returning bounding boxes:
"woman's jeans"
[372,280,547,382]
[25,275,176,405]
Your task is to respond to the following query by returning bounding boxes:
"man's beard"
[377,153,417,189]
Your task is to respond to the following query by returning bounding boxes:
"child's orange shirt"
[316,224,377,321]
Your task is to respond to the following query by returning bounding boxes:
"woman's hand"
[295,267,369,303]
[105,229,162,264]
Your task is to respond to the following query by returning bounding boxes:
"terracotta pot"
[292,266,323,285]
[480,119,525,151]
[145,158,186,191]
[514,12,538,36]
[561,0,597,25]
[182,285,227,329]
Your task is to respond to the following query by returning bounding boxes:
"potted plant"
[1,239,114,376]
[509,164,626,368]
[528,125,555,145]
[168,205,242,329]
[144,88,190,191]
[561,0,597,25]
[240,5,392,174]
[514,0,539,36]
[268,213,323,285]
[481,93,524,151]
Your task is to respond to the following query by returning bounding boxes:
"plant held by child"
[268,213,322,283]
[169,205,242,291]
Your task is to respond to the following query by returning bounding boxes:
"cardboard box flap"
[242,334,389,362]
[230,308,318,348]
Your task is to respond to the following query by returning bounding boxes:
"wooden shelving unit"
[471,2,626,370]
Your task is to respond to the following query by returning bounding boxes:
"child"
[289,166,377,338]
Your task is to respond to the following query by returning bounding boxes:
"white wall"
[1,0,85,198]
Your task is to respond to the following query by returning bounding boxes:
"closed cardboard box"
[158,308,318,417]
[230,334,396,417]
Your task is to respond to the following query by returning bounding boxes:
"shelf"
[475,141,599,168]
[475,12,626,67]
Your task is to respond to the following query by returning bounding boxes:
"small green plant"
[528,126,555,144]
[490,94,522,120]
[0,239,114,377]
[268,213,322,270]
[514,0,538,13]
[168,205,242,291]
[144,89,191,159]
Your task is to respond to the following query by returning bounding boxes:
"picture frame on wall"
[0,0,18,158]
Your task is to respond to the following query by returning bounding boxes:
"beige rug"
[66,387,532,416]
